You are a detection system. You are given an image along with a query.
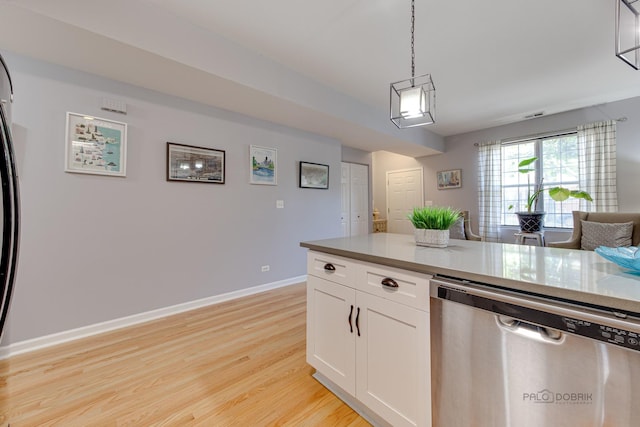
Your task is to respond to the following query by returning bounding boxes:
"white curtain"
[477,140,502,242]
[577,120,618,212]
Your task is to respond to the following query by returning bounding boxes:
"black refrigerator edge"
[0,52,21,343]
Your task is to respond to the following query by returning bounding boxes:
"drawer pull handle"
[355,307,361,337]
[348,305,354,333]
[323,263,336,271]
[381,278,399,288]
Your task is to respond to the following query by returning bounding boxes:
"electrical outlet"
[276,200,284,209]
[261,265,270,272]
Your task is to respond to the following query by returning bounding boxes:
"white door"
[349,163,369,236]
[387,168,424,234]
[340,162,370,236]
[340,163,350,237]
[355,291,430,427]
[306,275,356,395]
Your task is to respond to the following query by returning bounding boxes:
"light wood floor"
[0,283,370,426]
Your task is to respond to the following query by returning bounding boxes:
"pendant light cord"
[410,0,415,83]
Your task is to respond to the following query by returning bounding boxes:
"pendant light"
[615,0,640,70]
[390,0,435,128]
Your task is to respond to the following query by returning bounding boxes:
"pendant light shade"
[616,0,640,70]
[390,73,435,128]
[390,0,435,128]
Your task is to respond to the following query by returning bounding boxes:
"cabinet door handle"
[381,277,399,288]
[355,307,361,337]
[348,304,354,333]
[323,263,336,271]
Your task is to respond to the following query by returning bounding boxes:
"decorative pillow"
[449,217,467,240]
[580,220,634,251]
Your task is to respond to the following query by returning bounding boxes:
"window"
[478,120,617,242]
[501,133,580,228]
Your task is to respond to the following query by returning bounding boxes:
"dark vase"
[516,212,546,232]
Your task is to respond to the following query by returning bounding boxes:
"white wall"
[373,97,640,242]
[2,52,343,346]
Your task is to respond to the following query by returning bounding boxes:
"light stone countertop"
[300,233,640,314]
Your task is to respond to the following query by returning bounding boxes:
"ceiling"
[1,0,639,157]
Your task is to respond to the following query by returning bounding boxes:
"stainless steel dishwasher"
[430,276,640,427]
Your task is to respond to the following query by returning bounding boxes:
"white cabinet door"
[307,275,356,395]
[355,291,430,427]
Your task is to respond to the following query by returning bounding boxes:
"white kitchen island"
[300,233,640,427]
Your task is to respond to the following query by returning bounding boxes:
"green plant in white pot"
[510,157,593,232]
[408,206,460,248]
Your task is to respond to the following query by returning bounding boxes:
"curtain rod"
[473,117,627,147]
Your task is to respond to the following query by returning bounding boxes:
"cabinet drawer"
[358,264,431,311]
[307,251,358,287]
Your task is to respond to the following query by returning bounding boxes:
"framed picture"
[299,161,329,189]
[437,169,462,190]
[166,142,225,184]
[250,145,277,185]
[65,112,127,177]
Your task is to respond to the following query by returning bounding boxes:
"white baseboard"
[0,275,307,360]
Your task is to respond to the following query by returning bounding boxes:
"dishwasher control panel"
[563,317,640,352]
[434,278,640,354]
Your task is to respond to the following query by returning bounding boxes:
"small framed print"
[437,169,462,190]
[250,145,277,185]
[299,161,329,189]
[65,112,127,177]
[166,142,225,184]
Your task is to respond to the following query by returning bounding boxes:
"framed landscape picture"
[166,142,225,184]
[299,161,329,189]
[250,145,277,185]
[65,112,127,177]
[437,169,462,190]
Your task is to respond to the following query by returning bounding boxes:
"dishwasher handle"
[497,315,564,344]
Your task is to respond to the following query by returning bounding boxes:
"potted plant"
[509,157,593,232]
[408,206,460,247]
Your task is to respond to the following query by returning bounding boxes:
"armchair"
[546,211,640,249]
[451,210,482,241]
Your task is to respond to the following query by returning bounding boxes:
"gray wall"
[342,146,372,166]
[373,97,640,242]
[3,52,343,346]
[6,50,640,347]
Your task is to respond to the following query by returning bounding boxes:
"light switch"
[276,200,284,209]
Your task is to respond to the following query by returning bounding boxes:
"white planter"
[414,229,450,248]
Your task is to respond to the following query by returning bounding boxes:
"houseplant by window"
[408,206,460,247]
[510,157,593,232]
